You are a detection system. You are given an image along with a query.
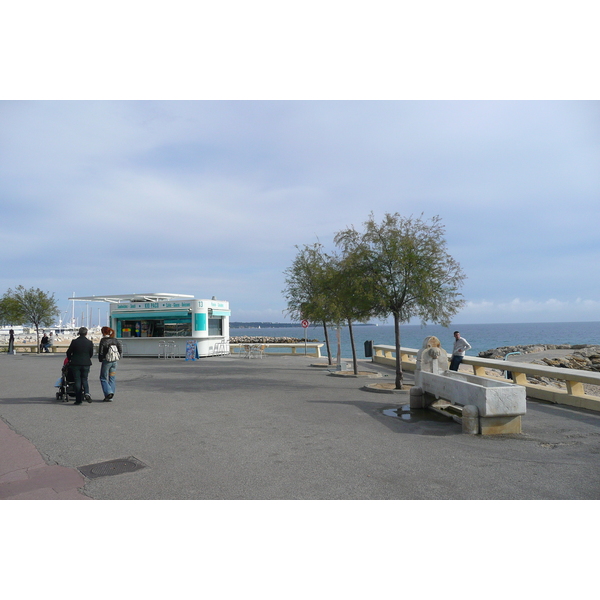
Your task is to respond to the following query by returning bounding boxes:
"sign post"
[301,319,309,355]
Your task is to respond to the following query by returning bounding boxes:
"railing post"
[566,380,585,397]
[511,371,528,385]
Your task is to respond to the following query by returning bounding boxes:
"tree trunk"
[394,313,403,389]
[348,319,358,374]
[336,326,342,369]
[322,321,333,365]
[35,325,40,354]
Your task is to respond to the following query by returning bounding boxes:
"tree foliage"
[326,250,378,373]
[283,243,380,372]
[283,213,466,385]
[1,286,60,353]
[283,243,330,323]
[282,243,338,364]
[0,297,16,326]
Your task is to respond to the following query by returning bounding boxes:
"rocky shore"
[479,344,600,372]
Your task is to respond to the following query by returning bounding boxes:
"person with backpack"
[98,326,123,402]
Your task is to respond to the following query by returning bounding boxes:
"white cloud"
[458,298,600,324]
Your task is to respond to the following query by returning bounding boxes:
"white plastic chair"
[158,341,168,358]
[249,344,265,359]
[166,341,178,359]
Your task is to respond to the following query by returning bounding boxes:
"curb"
[362,382,412,394]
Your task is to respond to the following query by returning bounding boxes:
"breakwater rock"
[230,336,320,344]
[480,344,576,359]
[479,344,600,372]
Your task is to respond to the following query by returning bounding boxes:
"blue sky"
[1,100,598,326]
[1,3,599,327]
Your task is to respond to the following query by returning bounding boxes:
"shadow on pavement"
[307,398,463,437]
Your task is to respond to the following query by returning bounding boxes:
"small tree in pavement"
[335,213,466,388]
[283,243,338,364]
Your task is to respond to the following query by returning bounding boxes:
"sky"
[1,100,599,326]
[1,4,599,327]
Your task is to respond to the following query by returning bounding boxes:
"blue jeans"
[100,360,118,397]
[449,354,463,371]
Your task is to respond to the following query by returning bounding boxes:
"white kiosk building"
[70,293,230,358]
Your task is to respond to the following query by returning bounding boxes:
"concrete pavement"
[1,351,599,500]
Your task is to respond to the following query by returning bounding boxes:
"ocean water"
[230,322,600,359]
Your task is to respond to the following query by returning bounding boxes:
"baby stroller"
[55,358,77,402]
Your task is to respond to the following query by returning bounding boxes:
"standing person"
[98,326,123,402]
[66,327,94,404]
[450,330,471,371]
[8,329,15,354]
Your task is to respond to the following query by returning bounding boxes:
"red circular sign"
[301,319,309,328]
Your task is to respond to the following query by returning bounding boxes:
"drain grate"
[78,456,147,479]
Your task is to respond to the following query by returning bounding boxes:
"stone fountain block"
[414,336,526,434]
[420,370,526,417]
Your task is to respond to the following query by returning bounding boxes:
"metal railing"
[373,344,600,412]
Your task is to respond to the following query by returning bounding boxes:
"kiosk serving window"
[163,320,192,337]
[117,315,192,338]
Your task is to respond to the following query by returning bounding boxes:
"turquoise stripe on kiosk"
[112,311,191,319]
[195,313,207,331]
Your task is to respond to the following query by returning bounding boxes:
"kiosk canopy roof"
[69,293,195,304]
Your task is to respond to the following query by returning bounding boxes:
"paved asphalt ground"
[1,351,599,500]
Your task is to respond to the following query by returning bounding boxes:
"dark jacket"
[98,337,123,362]
[66,336,94,366]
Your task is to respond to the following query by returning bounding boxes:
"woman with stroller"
[98,327,123,402]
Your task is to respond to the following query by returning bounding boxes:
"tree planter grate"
[78,456,147,479]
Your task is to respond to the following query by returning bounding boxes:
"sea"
[230,321,600,359]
